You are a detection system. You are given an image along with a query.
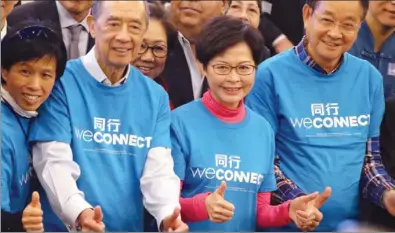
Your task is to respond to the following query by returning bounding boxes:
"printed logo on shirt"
[19,156,33,186]
[189,154,264,185]
[388,63,395,76]
[74,117,153,148]
[289,103,370,135]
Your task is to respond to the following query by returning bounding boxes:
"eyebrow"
[144,39,167,45]
[106,15,142,25]
[321,10,358,21]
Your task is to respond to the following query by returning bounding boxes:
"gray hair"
[91,0,150,26]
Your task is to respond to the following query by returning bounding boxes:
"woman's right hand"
[205,181,235,223]
[22,192,44,232]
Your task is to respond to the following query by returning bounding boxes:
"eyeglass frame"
[138,43,168,58]
[210,63,256,76]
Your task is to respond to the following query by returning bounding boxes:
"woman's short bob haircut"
[1,20,67,83]
[196,15,265,68]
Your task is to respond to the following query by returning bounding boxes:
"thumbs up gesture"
[161,207,189,232]
[78,206,105,232]
[205,181,235,223]
[291,187,332,231]
[22,192,44,232]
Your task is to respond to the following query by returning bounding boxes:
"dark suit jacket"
[7,1,94,55]
[359,97,395,230]
[162,37,208,109]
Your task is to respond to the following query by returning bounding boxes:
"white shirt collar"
[178,31,190,45]
[55,1,89,32]
[1,85,38,118]
[81,46,130,86]
[1,21,7,40]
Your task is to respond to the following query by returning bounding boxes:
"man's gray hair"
[91,0,150,25]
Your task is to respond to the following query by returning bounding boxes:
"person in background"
[133,2,178,110]
[246,0,395,231]
[164,0,227,108]
[225,0,268,59]
[8,0,94,60]
[28,1,187,232]
[349,1,395,99]
[171,15,328,232]
[1,22,67,232]
[261,0,305,46]
[224,0,293,56]
[360,95,395,230]
[0,0,18,39]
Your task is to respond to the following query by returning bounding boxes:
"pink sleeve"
[179,181,210,222]
[256,192,292,228]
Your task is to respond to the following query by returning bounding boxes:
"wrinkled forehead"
[313,1,364,20]
[100,1,148,24]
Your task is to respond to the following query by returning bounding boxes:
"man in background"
[8,0,94,60]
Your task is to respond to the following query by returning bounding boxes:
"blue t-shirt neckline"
[290,49,350,81]
[73,59,134,94]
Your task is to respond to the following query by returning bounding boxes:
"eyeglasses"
[313,14,360,34]
[138,43,168,58]
[211,64,256,76]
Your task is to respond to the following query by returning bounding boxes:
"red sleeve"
[179,181,210,222]
[256,192,292,228]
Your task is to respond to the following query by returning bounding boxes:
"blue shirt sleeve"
[368,67,385,138]
[245,64,278,132]
[150,92,172,149]
[170,115,187,180]
[28,81,72,144]
[1,134,13,212]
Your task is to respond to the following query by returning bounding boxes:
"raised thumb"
[315,187,332,208]
[30,191,41,208]
[301,192,318,204]
[215,181,227,197]
[167,207,180,223]
[93,206,103,223]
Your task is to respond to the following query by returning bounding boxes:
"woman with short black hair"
[1,20,67,232]
[170,15,320,232]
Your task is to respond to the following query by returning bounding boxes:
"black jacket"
[359,96,395,230]
[7,1,94,55]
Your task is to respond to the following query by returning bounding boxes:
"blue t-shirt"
[28,59,171,231]
[349,21,395,99]
[1,103,32,213]
[171,100,277,232]
[245,50,384,231]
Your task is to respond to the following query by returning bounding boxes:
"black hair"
[305,0,369,19]
[1,19,67,83]
[227,0,262,14]
[196,15,265,68]
[147,2,178,52]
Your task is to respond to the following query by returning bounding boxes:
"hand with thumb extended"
[383,189,395,216]
[78,206,105,232]
[293,187,332,231]
[161,207,188,232]
[205,181,235,223]
[22,191,44,232]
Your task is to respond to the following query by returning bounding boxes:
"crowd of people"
[1,0,395,232]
